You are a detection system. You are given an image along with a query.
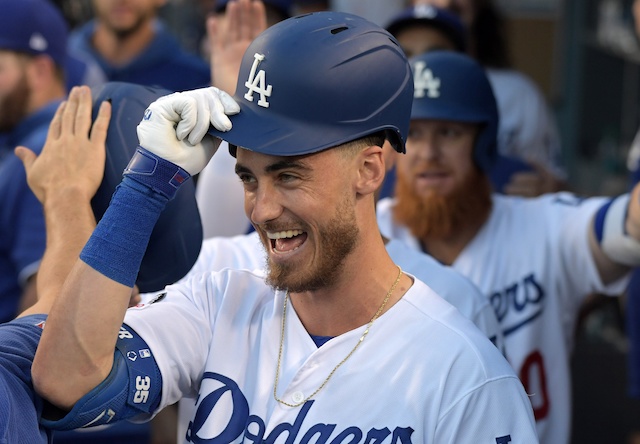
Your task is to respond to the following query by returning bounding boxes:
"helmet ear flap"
[91,81,203,293]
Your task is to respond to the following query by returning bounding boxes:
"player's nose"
[248,183,284,226]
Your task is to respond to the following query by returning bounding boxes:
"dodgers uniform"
[170,232,506,441]
[183,232,504,348]
[0,314,49,443]
[126,268,536,443]
[376,192,630,444]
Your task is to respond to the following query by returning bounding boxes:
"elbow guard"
[594,193,640,266]
[41,324,162,430]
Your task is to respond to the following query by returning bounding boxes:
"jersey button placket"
[291,391,305,404]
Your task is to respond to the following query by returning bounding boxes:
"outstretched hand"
[15,85,111,205]
[14,85,113,318]
[208,0,268,94]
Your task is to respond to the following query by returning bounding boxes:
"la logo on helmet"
[244,53,273,108]
[413,61,440,99]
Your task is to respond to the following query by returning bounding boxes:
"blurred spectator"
[68,0,211,91]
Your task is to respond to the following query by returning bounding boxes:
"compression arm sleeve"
[40,323,162,430]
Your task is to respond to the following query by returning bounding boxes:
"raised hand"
[15,86,111,205]
[208,0,268,95]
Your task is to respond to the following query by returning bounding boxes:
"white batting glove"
[136,86,240,175]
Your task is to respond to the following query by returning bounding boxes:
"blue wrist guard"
[80,177,168,287]
[123,147,191,200]
[41,323,162,430]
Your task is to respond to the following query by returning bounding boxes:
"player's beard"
[97,4,154,40]
[0,74,30,132]
[110,15,148,39]
[263,196,359,293]
[393,166,492,240]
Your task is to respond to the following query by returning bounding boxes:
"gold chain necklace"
[273,265,403,407]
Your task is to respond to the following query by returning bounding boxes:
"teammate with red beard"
[376,50,640,444]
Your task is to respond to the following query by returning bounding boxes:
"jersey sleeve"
[124,272,225,412]
[553,193,629,296]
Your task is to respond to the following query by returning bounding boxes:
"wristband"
[123,147,191,200]
[594,193,640,266]
[80,178,168,287]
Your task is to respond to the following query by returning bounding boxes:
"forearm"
[591,186,640,284]
[33,178,169,409]
[19,188,96,317]
[33,261,131,409]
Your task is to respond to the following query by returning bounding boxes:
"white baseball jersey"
[127,269,537,443]
[165,232,506,441]
[376,192,630,444]
[181,232,503,348]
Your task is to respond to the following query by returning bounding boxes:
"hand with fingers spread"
[208,0,268,94]
[14,85,113,317]
[15,86,111,205]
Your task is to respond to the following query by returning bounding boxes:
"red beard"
[393,166,492,241]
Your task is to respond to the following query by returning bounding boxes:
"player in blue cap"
[32,11,538,442]
[377,49,640,444]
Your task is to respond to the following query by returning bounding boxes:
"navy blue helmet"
[409,50,499,172]
[208,11,414,156]
[91,82,203,293]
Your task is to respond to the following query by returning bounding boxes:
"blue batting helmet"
[409,50,498,172]
[207,11,414,155]
[91,82,203,294]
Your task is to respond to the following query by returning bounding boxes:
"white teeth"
[267,229,303,240]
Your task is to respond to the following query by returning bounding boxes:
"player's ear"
[356,144,385,196]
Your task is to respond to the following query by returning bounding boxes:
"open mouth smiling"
[267,229,307,253]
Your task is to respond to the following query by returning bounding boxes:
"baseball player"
[83,78,506,440]
[376,50,638,444]
[32,12,538,443]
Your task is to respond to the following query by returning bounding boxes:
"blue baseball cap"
[0,0,69,67]
[385,4,466,52]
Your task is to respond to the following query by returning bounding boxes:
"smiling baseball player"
[32,11,538,443]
